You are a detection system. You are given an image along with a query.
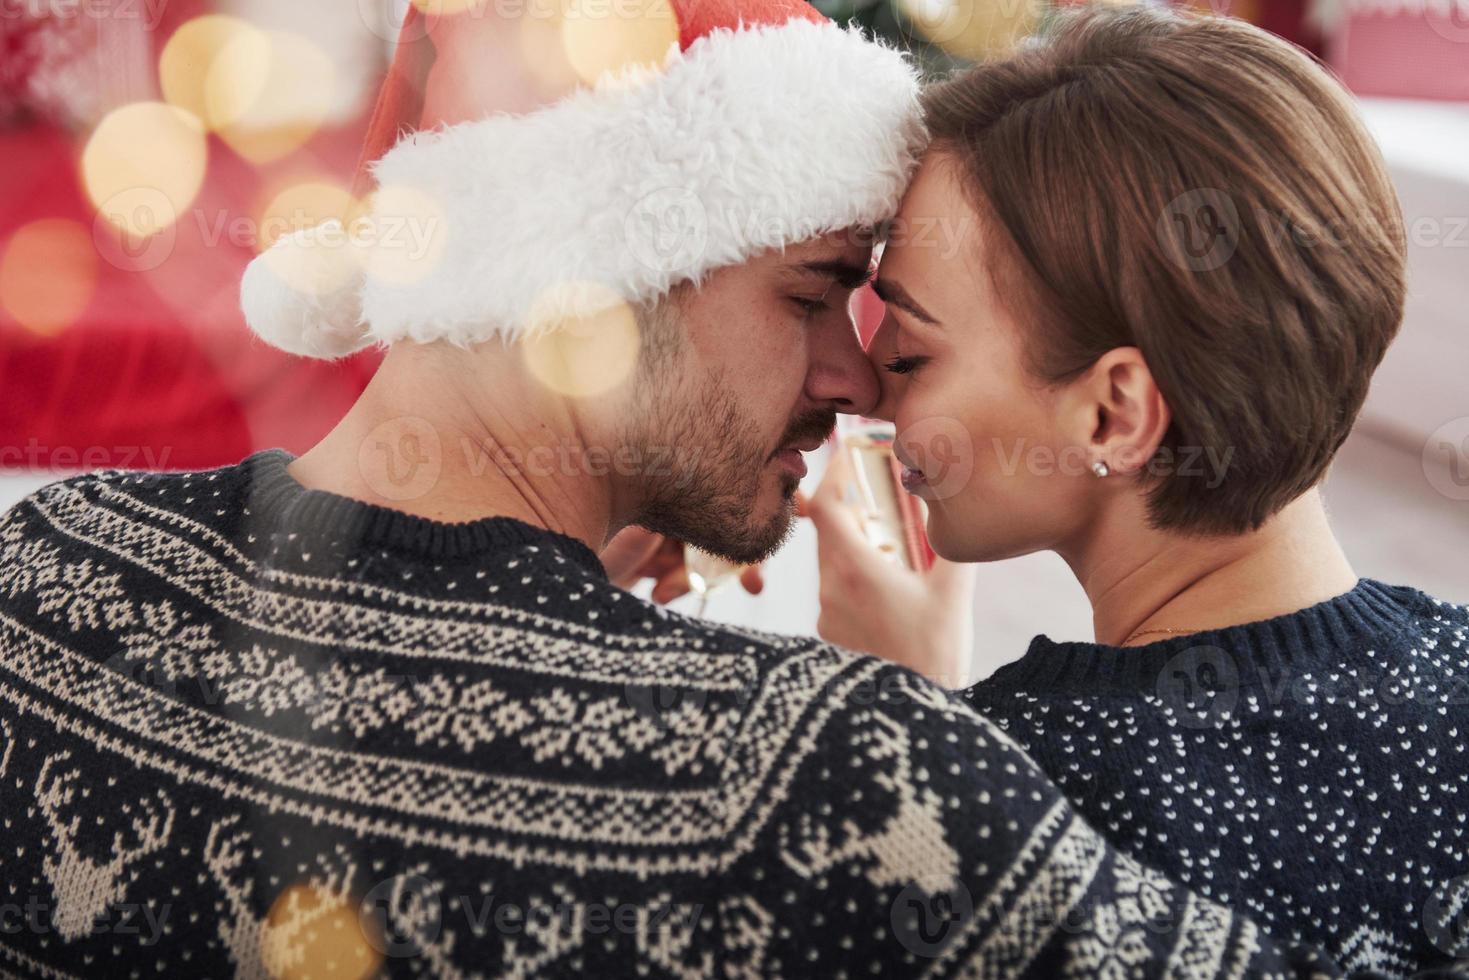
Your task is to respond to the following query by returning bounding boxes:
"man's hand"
[600,527,764,604]
[798,448,976,689]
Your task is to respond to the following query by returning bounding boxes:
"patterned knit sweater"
[0,449,1428,979]
[965,580,1469,977]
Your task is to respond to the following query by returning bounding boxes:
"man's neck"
[1061,488,1359,647]
[287,344,619,554]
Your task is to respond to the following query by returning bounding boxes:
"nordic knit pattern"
[965,580,1469,977]
[0,450,1426,978]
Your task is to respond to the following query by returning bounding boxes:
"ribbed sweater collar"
[974,578,1439,698]
[240,448,607,575]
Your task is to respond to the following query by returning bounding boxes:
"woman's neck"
[1062,488,1359,647]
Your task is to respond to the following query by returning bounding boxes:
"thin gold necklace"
[1121,626,1200,646]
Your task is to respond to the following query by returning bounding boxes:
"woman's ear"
[1062,346,1172,475]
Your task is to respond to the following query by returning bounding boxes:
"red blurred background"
[2,0,1462,473]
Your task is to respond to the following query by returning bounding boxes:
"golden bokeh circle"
[214,30,338,164]
[256,181,364,298]
[356,185,449,288]
[893,0,1039,60]
[256,181,356,253]
[82,102,206,238]
[355,185,446,287]
[410,0,487,14]
[560,0,678,85]
[521,282,643,398]
[159,15,270,131]
[0,219,98,337]
[262,883,382,980]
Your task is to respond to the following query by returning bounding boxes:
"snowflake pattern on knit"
[967,581,1469,977]
[0,453,1452,979]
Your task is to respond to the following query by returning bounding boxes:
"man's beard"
[630,368,835,566]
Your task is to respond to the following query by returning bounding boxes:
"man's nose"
[805,313,880,418]
[863,313,904,423]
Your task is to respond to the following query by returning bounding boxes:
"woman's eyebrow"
[872,277,940,325]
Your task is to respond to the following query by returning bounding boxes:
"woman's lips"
[899,466,928,493]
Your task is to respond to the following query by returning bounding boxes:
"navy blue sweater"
[0,451,1403,978]
[965,578,1469,976]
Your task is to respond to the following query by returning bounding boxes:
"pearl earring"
[1091,461,1110,478]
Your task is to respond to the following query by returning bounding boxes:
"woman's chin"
[924,515,970,563]
[926,513,1031,565]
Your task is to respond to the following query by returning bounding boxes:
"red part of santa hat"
[242,0,924,359]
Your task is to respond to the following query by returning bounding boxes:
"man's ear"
[1060,346,1172,475]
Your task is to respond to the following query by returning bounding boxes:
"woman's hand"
[798,448,977,689]
[600,528,764,604]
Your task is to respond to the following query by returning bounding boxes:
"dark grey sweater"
[0,449,1448,978]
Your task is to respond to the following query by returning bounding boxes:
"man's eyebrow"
[871,277,939,325]
[791,259,875,291]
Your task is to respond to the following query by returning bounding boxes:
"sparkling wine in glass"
[835,417,932,572]
[684,547,746,617]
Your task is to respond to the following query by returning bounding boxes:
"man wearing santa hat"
[0,2,1393,976]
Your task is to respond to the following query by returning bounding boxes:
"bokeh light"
[560,0,678,85]
[263,883,382,980]
[410,0,487,14]
[894,0,1039,61]
[0,219,99,337]
[519,17,580,98]
[521,282,642,398]
[159,15,270,132]
[255,180,362,297]
[82,102,207,239]
[214,30,338,164]
[256,180,356,254]
[356,185,448,288]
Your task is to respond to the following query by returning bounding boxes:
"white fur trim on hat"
[241,20,925,358]
[240,220,372,358]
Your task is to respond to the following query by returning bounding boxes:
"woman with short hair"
[807,6,1468,973]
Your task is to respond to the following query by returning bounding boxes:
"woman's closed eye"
[883,354,928,375]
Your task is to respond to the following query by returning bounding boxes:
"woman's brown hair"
[922,4,1407,535]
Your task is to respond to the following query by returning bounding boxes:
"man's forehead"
[778,230,877,273]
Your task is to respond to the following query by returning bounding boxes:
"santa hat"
[240,0,925,359]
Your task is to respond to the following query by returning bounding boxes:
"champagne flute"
[684,547,747,617]
[835,416,931,571]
